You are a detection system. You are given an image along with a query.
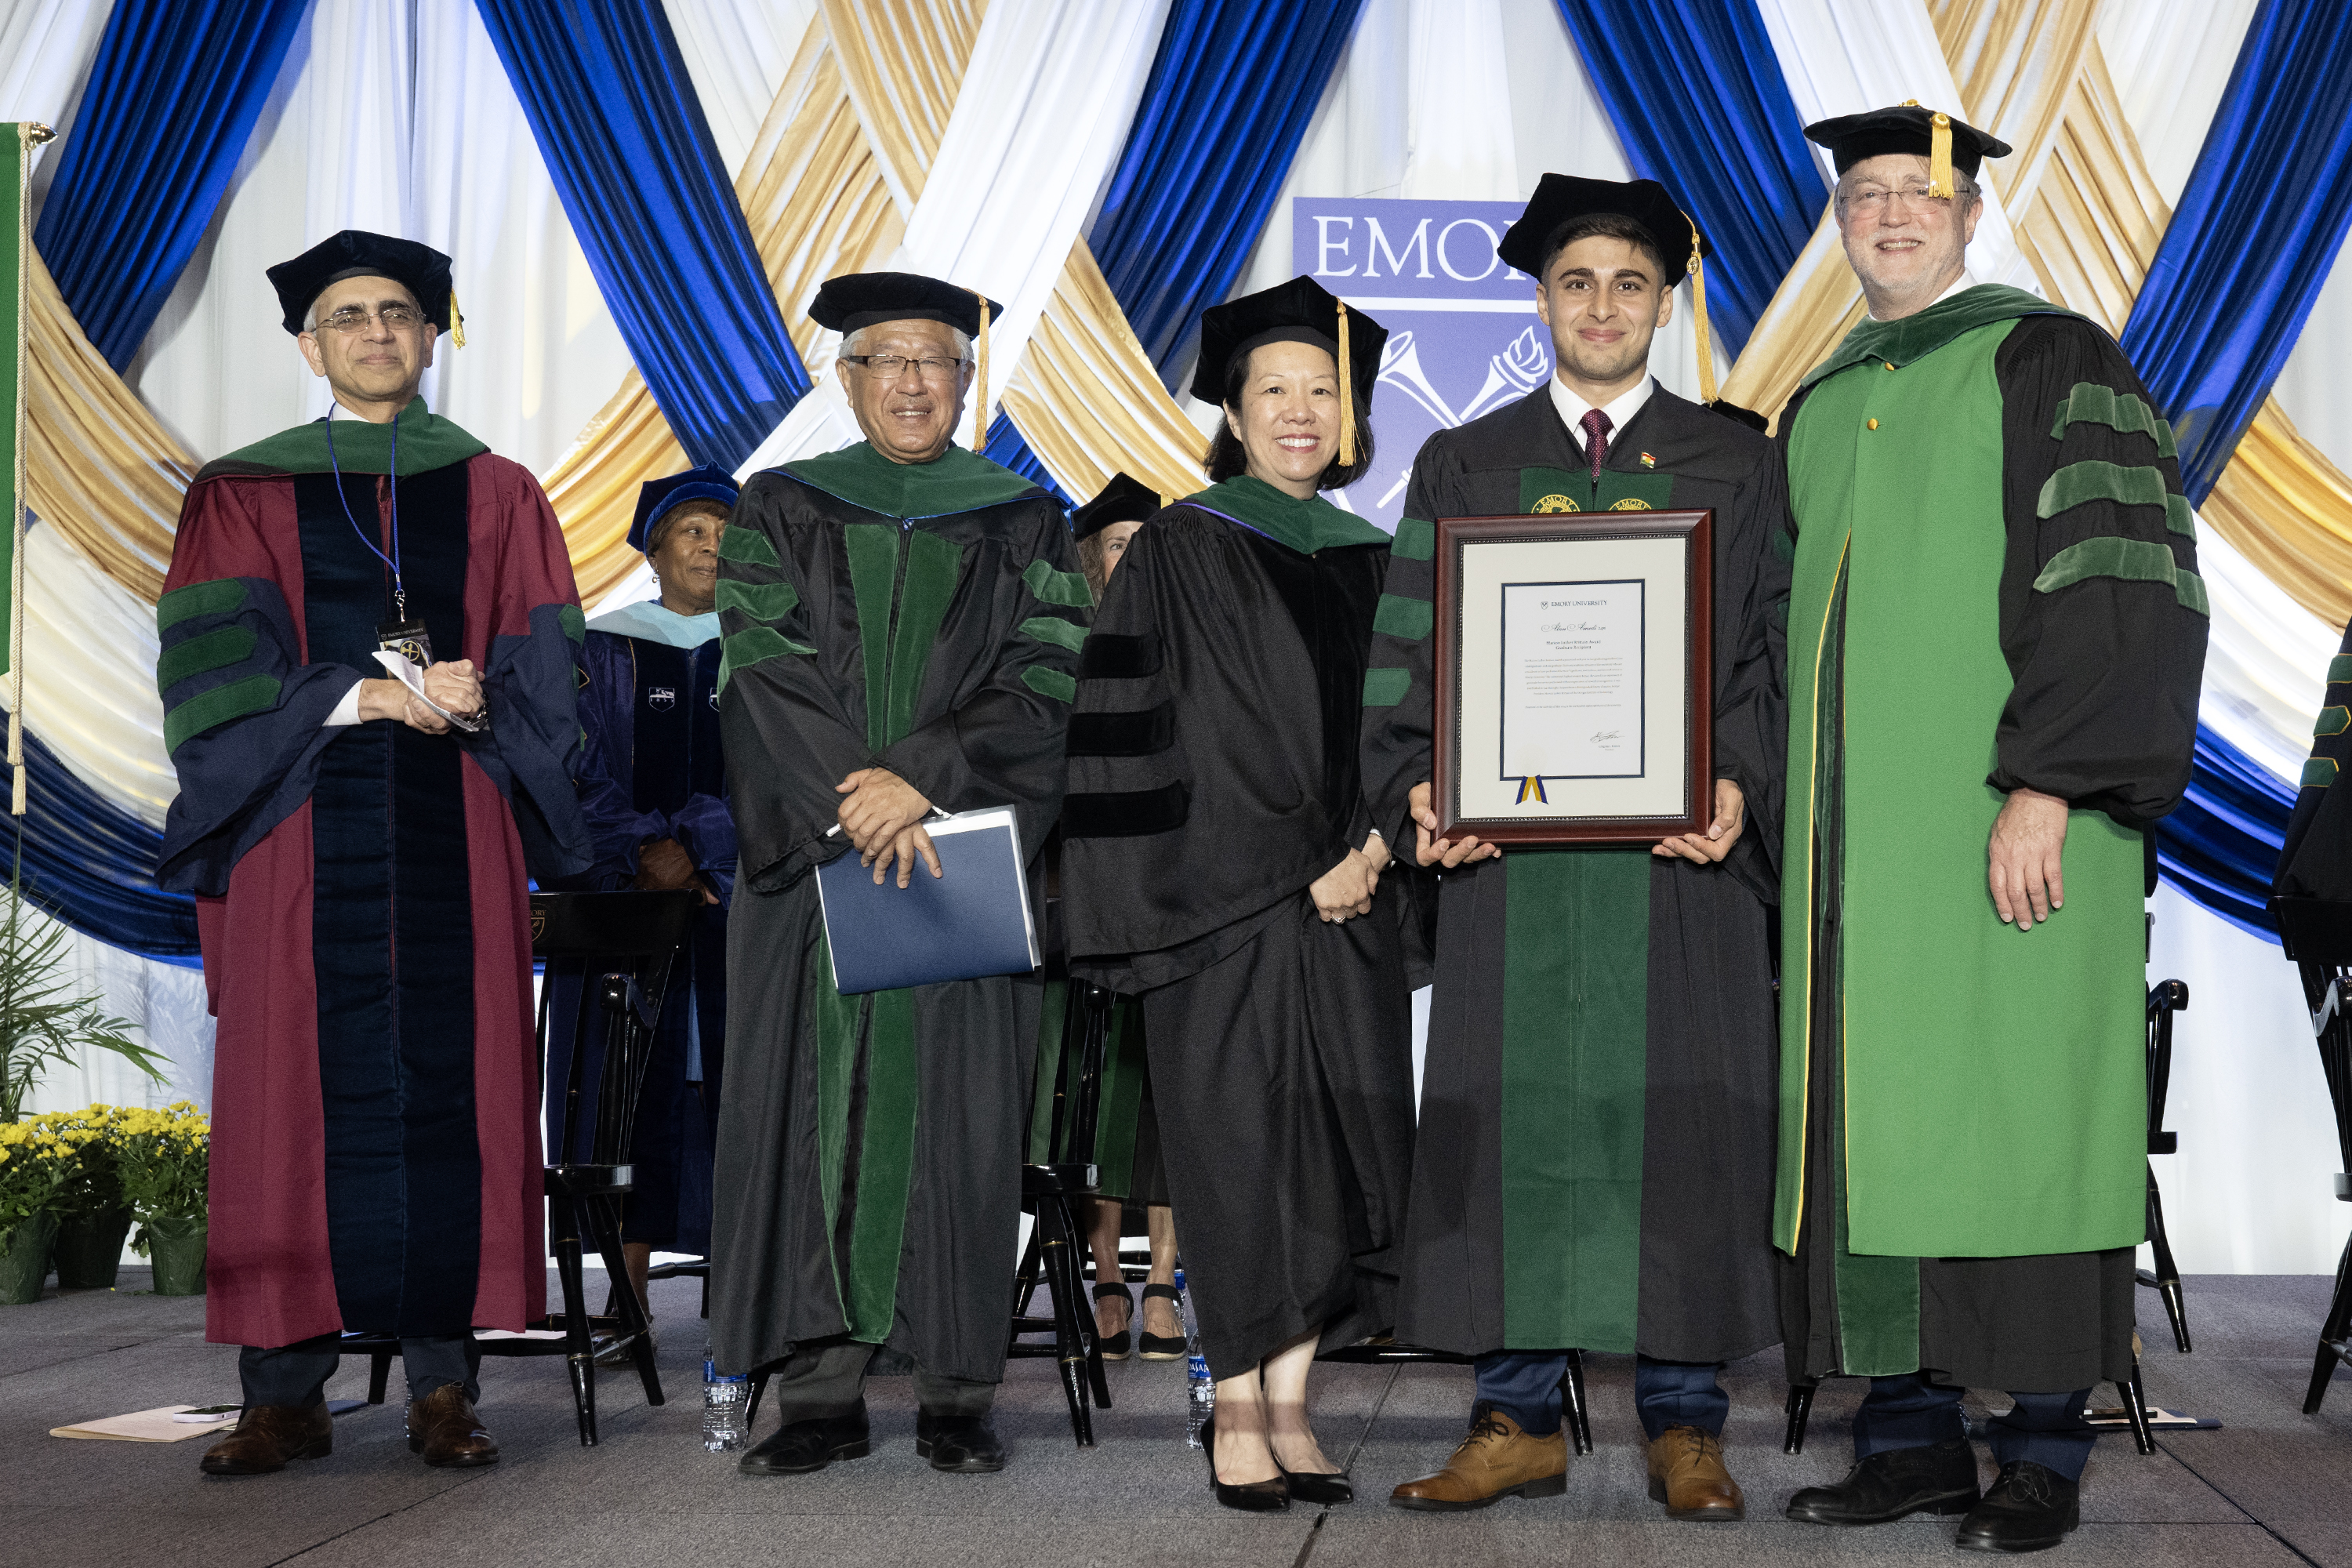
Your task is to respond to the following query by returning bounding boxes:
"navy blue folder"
[815,806,1040,994]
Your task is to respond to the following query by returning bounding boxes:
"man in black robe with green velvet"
[710,271,1085,1477]
[1363,178,1790,1520]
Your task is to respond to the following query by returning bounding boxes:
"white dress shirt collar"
[1548,373,1655,450]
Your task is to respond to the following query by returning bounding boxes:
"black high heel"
[1137,1283,1187,1360]
[1203,1410,1289,1512]
[1279,1464,1355,1506]
[1092,1282,1134,1359]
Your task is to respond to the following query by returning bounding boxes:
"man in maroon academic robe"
[154,230,591,1475]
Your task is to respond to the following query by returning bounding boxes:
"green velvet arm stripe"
[155,626,257,692]
[156,577,246,633]
[1023,665,1077,702]
[716,578,801,620]
[1363,667,1411,707]
[2049,383,2178,458]
[2032,536,2209,615]
[1022,557,1093,608]
[2317,706,2350,738]
[2329,655,2352,684]
[558,604,586,644]
[164,673,281,755]
[717,528,782,567]
[1018,615,1088,653]
[717,626,815,694]
[1373,593,1433,641]
[2037,459,2196,539]
[2305,757,2338,788]
[1392,517,1436,561]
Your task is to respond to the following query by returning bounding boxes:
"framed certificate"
[1431,510,1712,845]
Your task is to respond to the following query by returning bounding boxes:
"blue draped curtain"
[33,0,308,370]
[2160,729,2296,939]
[2119,0,2352,505]
[15,729,197,962]
[473,0,809,472]
[1089,0,1369,381]
[1552,0,1825,353]
[982,412,1073,511]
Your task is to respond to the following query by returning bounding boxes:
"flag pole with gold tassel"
[9,123,53,819]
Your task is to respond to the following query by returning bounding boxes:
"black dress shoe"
[738,1403,870,1475]
[1282,1468,1354,1505]
[1203,1410,1290,1512]
[1784,1438,1982,1525]
[1955,1461,2081,1553]
[916,1409,1007,1473]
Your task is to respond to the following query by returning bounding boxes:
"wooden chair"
[341,888,701,1446]
[2276,898,2352,1414]
[2139,978,2192,1352]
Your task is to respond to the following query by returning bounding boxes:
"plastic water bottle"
[702,1347,749,1453]
[1178,1266,1214,1449]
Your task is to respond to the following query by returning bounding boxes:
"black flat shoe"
[1282,1468,1354,1505]
[1784,1438,1981,1525]
[1203,1410,1289,1512]
[915,1409,1007,1473]
[1138,1283,1186,1360]
[1955,1461,2080,1553]
[738,1402,870,1475]
[1093,1282,1134,1359]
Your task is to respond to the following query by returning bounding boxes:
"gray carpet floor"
[5,1270,2350,1566]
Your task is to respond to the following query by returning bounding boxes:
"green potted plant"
[49,1105,134,1289]
[0,887,162,1124]
[0,1117,73,1301]
[119,1102,209,1295]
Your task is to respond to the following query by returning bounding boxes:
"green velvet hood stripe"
[1022,557,1093,608]
[2034,536,2209,615]
[1362,668,1410,708]
[717,578,800,620]
[779,440,1039,520]
[157,578,246,633]
[2049,383,2177,457]
[1373,593,1433,641]
[1019,615,1088,653]
[1392,516,1436,561]
[1798,285,2078,391]
[1184,474,1391,554]
[165,674,281,755]
[156,626,256,692]
[718,528,781,566]
[210,398,488,477]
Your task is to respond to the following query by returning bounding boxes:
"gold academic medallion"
[1531,494,1579,514]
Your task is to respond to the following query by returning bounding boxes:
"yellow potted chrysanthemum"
[118,1102,209,1295]
[0,1120,75,1301]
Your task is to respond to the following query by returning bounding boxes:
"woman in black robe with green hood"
[1062,278,1415,1512]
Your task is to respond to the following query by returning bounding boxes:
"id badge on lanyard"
[377,619,434,671]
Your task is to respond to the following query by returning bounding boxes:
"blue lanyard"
[323,410,405,621]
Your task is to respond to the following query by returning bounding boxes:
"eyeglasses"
[840,353,966,381]
[311,304,425,334]
[1843,182,1963,215]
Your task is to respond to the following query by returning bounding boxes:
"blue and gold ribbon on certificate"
[1515,776,1548,804]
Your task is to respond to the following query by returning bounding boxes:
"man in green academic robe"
[1773,107,2207,1553]
[710,271,1086,1477]
[1362,177,1789,1521]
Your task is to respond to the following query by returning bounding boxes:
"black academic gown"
[1359,383,1789,1363]
[1062,477,1417,1379]
[707,442,1083,1383]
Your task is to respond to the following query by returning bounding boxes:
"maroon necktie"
[1581,408,1613,483]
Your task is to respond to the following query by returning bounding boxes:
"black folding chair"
[2276,898,2352,1414]
[1320,1341,1594,1455]
[1784,1363,2154,1458]
[2140,978,2192,1352]
[341,888,700,1446]
[1007,978,1116,1445]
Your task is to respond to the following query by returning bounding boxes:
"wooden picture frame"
[1431,510,1713,846]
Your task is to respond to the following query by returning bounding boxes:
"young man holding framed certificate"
[1360,176,1792,1521]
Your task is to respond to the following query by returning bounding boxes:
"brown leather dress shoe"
[199,1403,333,1475]
[1646,1425,1744,1520]
[1390,1403,1568,1511]
[406,1385,500,1468]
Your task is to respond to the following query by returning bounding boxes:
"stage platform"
[7,1271,2352,1566]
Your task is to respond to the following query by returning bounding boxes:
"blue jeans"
[240,1332,480,1408]
[1853,1373,2096,1480]
[1475,1351,1728,1439]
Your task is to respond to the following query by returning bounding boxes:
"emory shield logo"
[648,687,677,711]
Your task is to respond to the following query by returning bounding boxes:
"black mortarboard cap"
[1496,175,1708,281]
[268,230,459,338]
[1802,102,2010,183]
[1069,472,1161,542]
[1190,274,1387,441]
[630,466,741,554]
[810,271,1003,338]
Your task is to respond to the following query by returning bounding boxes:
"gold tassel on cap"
[1902,100,1956,200]
[449,289,466,348]
[971,289,991,448]
[1336,299,1356,468]
[1685,212,1717,406]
